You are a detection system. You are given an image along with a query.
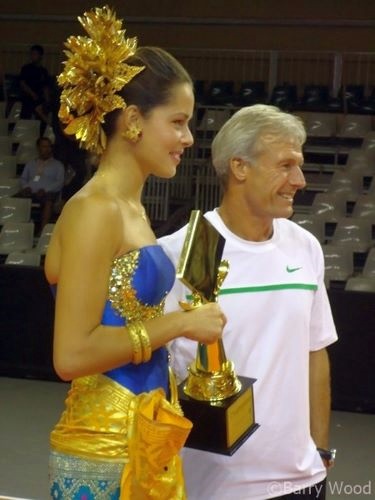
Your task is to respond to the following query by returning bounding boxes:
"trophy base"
[178,375,259,455]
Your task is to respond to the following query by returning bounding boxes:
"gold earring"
[122,125,142,143]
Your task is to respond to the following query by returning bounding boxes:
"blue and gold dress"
[49,245,183,499]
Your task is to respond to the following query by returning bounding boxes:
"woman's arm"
[48,195,225,381]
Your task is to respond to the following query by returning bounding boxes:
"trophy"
[176,210,259,455]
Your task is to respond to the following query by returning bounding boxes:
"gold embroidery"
[108,250,165,322]
[51,374,132,461]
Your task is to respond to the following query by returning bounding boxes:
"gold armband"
[127,321,152,364]
[127,323,143,364]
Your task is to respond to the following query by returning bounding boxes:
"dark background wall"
[1,1,375,51]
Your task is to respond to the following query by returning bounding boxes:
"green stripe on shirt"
[221,283,318,294]
[186,283,318,300]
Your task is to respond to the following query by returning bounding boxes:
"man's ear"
[230,158,248,181]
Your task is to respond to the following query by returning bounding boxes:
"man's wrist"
[317,447,336,468]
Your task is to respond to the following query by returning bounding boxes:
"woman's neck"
[93,146,146,202]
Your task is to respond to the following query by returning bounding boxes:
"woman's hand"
[181,303,226,344]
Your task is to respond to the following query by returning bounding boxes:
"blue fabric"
[103,245,175,395]
[50,245,175,395]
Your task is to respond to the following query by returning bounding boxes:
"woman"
[45,7,225,499]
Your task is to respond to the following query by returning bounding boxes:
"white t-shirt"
[159,210,338,500]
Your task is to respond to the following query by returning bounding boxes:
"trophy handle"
[182,259,242,401]
[195,259,229,372]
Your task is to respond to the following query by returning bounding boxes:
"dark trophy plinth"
[178,376,259,455]
[176,210,259,456]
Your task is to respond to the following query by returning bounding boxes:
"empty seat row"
[194,81,375,113]
[193,108,375,148]
[292,213,374,252]
[0,221,55,258]
[323,245,375,292]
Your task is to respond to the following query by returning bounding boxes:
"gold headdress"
[58,5,145,154]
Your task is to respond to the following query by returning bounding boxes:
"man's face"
[30,50,42,64]
[242,140,306,221]
[38,140,53,160]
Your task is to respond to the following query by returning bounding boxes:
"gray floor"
[0,377,374,500]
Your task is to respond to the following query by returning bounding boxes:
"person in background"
[19,136,64,232]
[19,44,51,127]
[160,104,338,500]
[44,6,225,499]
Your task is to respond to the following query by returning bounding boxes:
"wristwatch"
[317,447,336,467]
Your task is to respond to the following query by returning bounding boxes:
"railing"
[1,44,375,98]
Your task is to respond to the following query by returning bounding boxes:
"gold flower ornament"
[58,5,145,154]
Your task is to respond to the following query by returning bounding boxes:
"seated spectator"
[19,44,51,128]
[18,137,64,232]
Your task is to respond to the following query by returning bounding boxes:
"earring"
[122,125,142,143]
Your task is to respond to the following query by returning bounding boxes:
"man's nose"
[290,165,306,189]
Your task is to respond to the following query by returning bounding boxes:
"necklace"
[128,200,147,222]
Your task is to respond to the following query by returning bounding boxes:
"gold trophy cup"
[176,210,259,455]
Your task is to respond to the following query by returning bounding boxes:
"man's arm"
[309,347,331,450]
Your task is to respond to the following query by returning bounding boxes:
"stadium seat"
[340,85,364,113]
[0,178,21,199]
[6,101,22,124]
[362,247,375,279]
[345,149,371,170]
[237,81,266,106]
[11,119,41,143]
[206,81,235,106]
[269,84,297,110]
[0,197,31,224]
[291,213,325,243]
[345,276,375,292]
[337,114,372,139]
[331,216,372,253]
[304,112,337,138]
[0,156,17,179]
[352,195,375,218]
[300,85,329,112]
[197,108,231,133]
[327,170,363,201]
[5,251,41,266]
[0,221,34,254]
[33,223,55,255]
[360,131,375,158]
[311,192,347,222]
[322,244,353,288]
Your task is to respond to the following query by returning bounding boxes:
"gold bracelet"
[127,323,142,364]
[135,322,152,363]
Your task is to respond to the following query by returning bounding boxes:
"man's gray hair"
[211,104,306,187]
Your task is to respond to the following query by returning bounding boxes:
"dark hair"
[30,44,44,56]
[102,46,192,138]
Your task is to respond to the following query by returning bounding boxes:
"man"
[160,105,337,500]
[19,137,64,232]
[19,44,51,125]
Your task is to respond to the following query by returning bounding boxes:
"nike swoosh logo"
[286,266,302,273]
